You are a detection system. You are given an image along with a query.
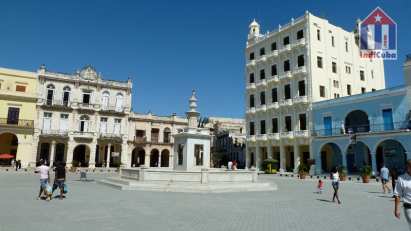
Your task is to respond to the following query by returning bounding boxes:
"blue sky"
[1,0,410,118]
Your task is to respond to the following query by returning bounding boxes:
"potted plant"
[298,163,309,179]
[262,159,279,174]
[338,166,348,181]
[360,165,372,183]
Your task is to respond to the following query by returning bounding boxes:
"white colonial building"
[245,11,385,172]
[127,112,187,168]
[35,65,132,168]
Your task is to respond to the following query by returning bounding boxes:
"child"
[317,179,324,194]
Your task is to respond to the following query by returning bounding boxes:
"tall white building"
[245,11,385,172]
[35,65,132,168]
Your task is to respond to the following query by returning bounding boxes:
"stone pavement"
[0,173,408,231]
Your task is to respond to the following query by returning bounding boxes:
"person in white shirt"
[331,167,341,204]
[227,161,233,171]
[35,159,51,201]
[394,160,411,230]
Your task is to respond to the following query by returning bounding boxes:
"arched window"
[115,93,123,112]
[62,86,71,106]
[79,115,89,132]
[102,91,110,110]
[46,84,55,105]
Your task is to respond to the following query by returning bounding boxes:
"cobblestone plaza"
[0,173,407,231]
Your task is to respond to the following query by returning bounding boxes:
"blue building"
[311,55,411,175]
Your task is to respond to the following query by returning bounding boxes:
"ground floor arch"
[150,149,159,167]
[131,147,145,167]
[161,149,170,167]
[320,143,342,173]
[73,144,90,167]
[55,143,66,163]
[0,133,18,166]
[346,141,371,173]
[376,139,407,174]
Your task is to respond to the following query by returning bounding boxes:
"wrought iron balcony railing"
[312,121,411,137]
[0,118,34,128]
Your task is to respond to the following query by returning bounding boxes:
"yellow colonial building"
[0,67,37,167]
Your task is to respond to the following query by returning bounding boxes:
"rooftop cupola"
[248,19,261,39]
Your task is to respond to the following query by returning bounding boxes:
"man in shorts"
[381,165,391,194]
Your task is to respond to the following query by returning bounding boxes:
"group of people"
[35,159,67,201]
[315,162,411,230]
[227,160,238,170]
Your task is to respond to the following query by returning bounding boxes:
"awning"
[0,154,15,159]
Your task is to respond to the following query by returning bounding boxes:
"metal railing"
[312,121,411,137]
[0,118,34,128]
[41,130,69,136]
[100,105,125,113]
[44,99,71,107]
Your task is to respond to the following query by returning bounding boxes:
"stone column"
[279,144,286,172]
[158,152,162,167]
[342,153,347,168]
[66,138,75,168]
[255,145,261,170]
[144,153,150,167]
[106,143,111,168]
[293,144,300,173]
[371,152,377,176]
[89,141,97,169]
[245,148,251,169]
[121,139,128,168]
[49,140,56,166]
[169,155,173,168]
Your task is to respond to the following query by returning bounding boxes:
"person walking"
[331,167,341,204]
[35,159,51,201]
[53,162,66,200]
[380,165,391,194]
[394,160,411,230]
[391,168,399,197]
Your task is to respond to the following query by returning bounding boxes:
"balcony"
[247,135,256,142]
[293,38,306,48]
[267,102,279,110]
[293,96,308,104]
[73,131,94,139]
[312,121,411,137]
[246,60,256,67]
[279,99,293,107]
[280,44,291,53]
[268,50,279,58]
[0,118,34,131]
[294,130,309,138]
[279,71,292,80]
[40,99,72,109]
[293,66,307,76]
[246,83,256,90]
[100,105,126,114]
[256,105,267,112]
[267,75,279,84]
[77,102,99,111]
[256,134,268,141]
[246,107,256,114]
[280,131,294,139]
[40,129,69,137]
[268,133,280,140]
[256,79,267,88]
[100,132,122,138]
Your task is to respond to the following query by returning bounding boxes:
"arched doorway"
[150,149,159,167]
[73,145,90,167]
[131,148,145,167]
[55,143,65,163]
[320,143,343,172]
[161,149,170,167]
[376,139,407,174]
[345,110,370,133]
[0,133,18,166]
[346,141,371,173]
